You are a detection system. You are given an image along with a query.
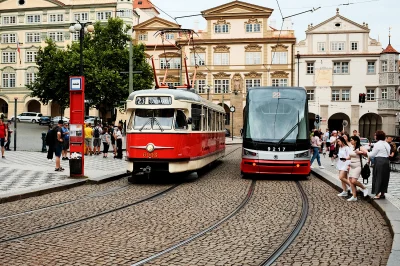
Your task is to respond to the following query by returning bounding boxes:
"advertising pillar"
[69,76,85,177]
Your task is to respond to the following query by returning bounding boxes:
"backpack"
[361,163,371,184]
[94,127,100,138]
[46,128,55,146]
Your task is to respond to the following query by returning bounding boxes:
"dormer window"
[335,22,341,27]
[214,24,229,33]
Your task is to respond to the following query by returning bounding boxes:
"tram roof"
[248,86,306,91]
[127,89,225,112]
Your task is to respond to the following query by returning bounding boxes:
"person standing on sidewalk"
[0,118,8,158]
[324,129,330,154]
[46,125,55,161]
[54,120,65,171]
[310,131,324,169]
[5,120,12,151]
[336,136,352,197]
[93,123,102,155]
[101,127,111,158]
[84,123,93,156]
[114,125,123,159]
[62,123,70,160]
[329,130,338,166]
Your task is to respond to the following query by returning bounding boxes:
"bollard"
[41,132,47,152]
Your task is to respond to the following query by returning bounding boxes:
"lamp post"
[296,51,300,87]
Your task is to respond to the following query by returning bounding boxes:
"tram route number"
[136,96,172,105]
[143,152,158,158]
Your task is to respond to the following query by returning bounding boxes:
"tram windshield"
[244,88,308,142]
[133,109,174,130]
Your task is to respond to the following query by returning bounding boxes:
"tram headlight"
[243,148,257,157]
[146,143,155,153]
[295,151,310,158]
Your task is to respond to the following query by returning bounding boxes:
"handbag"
[361,162,370,184]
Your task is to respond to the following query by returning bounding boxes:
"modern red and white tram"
[125,89,226,182]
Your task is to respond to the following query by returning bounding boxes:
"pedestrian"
[336,136,352,197]
[46,125,55,161]
[84,123,93,155]
[93,123,102,155]
[346,136,369,201]
[114,125,123,159]
[324,128,330,154]
[310,131,324,169]
[109,124,116,156]
[329,130,338,166]
[62,123,70,160]
[343,133,352,149]
[0,118,8,158]
[353,130,358,137]
[386,135,398,162]
[101,127,111,158]
[363,130,391,199]
[5,120,12,151]
[54,120,65,171]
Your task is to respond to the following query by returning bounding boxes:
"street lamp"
[68,21,94,76]
[296,51,301,87]
[204,85,211,100]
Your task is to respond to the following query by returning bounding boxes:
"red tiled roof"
[134,0,154,9]
[382,44,399,54]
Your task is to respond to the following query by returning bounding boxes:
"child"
[101,127,111,158]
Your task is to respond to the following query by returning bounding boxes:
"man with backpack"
[0,118,8,158]
[93,123,102,155]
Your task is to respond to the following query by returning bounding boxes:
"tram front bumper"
[241,159,310,175]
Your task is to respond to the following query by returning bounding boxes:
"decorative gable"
[0,0,64,10]
[201,0,273,19]
[134,17,180,30]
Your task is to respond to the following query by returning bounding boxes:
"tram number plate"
[272,92,281,98]
[143,152,158,158]
[267,147,285,152]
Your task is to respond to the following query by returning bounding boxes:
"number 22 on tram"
[241,87,311,177]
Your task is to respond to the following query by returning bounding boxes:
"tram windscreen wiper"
[139,117,152,132]
[275,110,299,147]
[152,117,164,132]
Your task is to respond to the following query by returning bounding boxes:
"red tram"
[125,89,226,182]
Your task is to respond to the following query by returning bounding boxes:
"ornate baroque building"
[134,0,296,137]
[0,0,138,118]
[296,8,400,138]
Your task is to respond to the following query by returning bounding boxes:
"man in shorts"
[84,123,93,155]
[0,118,8,158]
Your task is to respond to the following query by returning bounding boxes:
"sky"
[151,0,400,50]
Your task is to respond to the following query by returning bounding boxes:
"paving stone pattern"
[312,153,400,210]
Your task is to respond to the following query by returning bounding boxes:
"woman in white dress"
[336,136,352,197]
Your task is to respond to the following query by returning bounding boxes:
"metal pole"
[80,25,84,76]
[13,98,17,151]
[297,56,300,87]
[129,32,133,95]
[231,111,234,141]
[207,88,209,100]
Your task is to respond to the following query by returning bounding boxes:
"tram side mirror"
[187,117,193,125]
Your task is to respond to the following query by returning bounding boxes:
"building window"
[74,13,88,22]
[367,61,375,74]
[342,89,350,101]
[246,23,261,32]
[165,33,174,40]
[307,89,315,101]
[331,90,340,101]
[138,34,147,41]
[333,62,349,74]
[366,89,375,101]
[317,42,326,52]
[96,11,112,21]
[245,52,261,65]
[25,72,37,85]
[197,80,206,93]
[27,15,41,23]
[26,51,38,63]
[2,52,16,63]
[49,32,64,42]
[160,58,180,69]
[272,78,288,87]
[2,16,17,25]
[381,61,387,72]
[49,14,64,22]
[214,53,229,65]
[245,79,261,93]
[351,42,358,51]
[214,79,229,93]
[214,24,229,33]
[381,88,387,99]
[166,82,180,87]
[1,33,16,43]
[190,53,205,66]
[72,32,80,42]
[331,42,345,51]
[272,52,287,64]
[2,73,16,88]
[26,33,41,43]
[307,62,314,74]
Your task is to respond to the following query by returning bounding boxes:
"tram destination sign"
[136,96,172,105]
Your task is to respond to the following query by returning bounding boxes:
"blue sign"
[70,77,82,91]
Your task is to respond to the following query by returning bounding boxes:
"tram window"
[202,107,207,131]
[208,109,212,131]
[191,104,201,131]
[133,109,174,130]
[175,110,188,130]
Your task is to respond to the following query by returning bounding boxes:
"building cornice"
[298,53,380,58]
[0,3,116,13]
[177,37,296,46]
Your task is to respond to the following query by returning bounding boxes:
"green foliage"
[28,17,154,117]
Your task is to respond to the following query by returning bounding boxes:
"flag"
[16,34,21,64]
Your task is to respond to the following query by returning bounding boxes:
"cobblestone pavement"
[311,152,400,210]
[0,146,392,265]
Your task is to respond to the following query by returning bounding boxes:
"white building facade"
[295,8,399,139]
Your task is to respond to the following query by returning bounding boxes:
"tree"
[28,17,154,120]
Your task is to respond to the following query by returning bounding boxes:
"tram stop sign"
[230,106,236,112]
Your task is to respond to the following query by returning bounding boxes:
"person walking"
[114,125,123,159]
[324,129,330,154]
[61,123,70,160]
[329,130,338,166]
[54,120,65,171]
[310,131,324,169]
[84,123,93,156]
[336,136,352,197]
[5,120,12,151]
[109,125,116,156]
[0,118,8,158]
[363,130,391,199]
[101,127,111,158]
[46,125,55,161]
[346,136,369,201]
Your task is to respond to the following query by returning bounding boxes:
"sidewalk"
[226,136,243,145]
[311,153,400,266]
